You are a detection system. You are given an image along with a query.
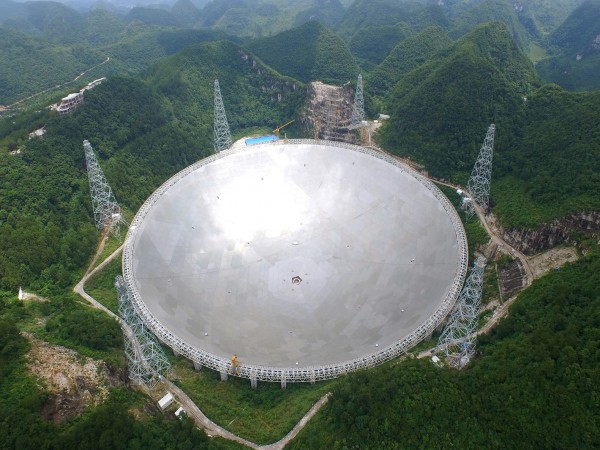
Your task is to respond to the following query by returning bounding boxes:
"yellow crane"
[273,119,295,139]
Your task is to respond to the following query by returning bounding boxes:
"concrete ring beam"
[123,140,468,383]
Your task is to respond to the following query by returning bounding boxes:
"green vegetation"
[336,0,449,40]
[368,25,452,99]
[537,0,600,91]
[450,0,532,50]
[246,21,359,85]
[86,258,123,314]
[374,22,600,228]
[379,22,537,178]
[172,358,334,444]
[289,251,600,448]
[348,22,413,70]
[0,27,105,104]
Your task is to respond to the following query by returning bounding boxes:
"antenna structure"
[438,256,486,368]
[350,74,365,127]
[83,140,126,240]
[213,79,232,152]
[116,276,171,389]
[465,124,495,218]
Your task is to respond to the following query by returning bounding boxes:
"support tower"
[465,124,495,218]
[116,276,171,388]
[350,74,365,127]
[83,140,126,240]
[437,256,486,368]
[213,79,232,152]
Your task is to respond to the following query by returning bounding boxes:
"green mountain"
[436,0,586,34]
[0,27,105,105]
[124,7,181,27]
[200,0,346,38]
[171,0,203,28]
[450,0,532,50]
[348,22,413,70]
[336,0,449,40]
[368,25,452,98]
[246,21,360,84]
[379,22,537,179]
[144,39,305,132]
[378,22,600,228]
[536,0,600,91]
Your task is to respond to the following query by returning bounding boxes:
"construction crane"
[273,119,295,138]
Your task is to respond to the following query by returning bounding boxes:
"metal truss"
[83,140,126,240]
[350,74,365,127]
[438,256,486,368]
[122,140,468,384]
[466,124,495,218]
[116,276,171,389]
[213,79,232,152]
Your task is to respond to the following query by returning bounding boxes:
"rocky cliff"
[498,211,600,256]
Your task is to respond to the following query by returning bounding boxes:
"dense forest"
[1,0,599,448]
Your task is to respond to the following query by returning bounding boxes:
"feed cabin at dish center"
[123,140,467,384]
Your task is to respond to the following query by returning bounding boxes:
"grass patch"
[85,258,123,314]
[170,357,335,445]
[92,234,124,272]
[528,42,548,64]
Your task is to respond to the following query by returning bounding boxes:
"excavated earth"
[24,333,126,423]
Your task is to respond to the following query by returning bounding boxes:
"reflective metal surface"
[124,141,467,379]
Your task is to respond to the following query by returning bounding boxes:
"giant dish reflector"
[123,141,468,382]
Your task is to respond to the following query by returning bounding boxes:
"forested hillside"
[378,22,600,228]
[368,26,452,99]
[379,22,537,178]
[336,0,449,39]
[246,21,359,84]
[289,251,600,449]
[536,0,600,91]
[348,22,413,70]
[450,0,532,50]
[0,28,105,104]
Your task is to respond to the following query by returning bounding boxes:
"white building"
[57,92,84,115]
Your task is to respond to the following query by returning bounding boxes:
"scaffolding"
[116,276,171,389]
[83,140,126,240]
[465,124,495,219]
[309,82,357,144]
[213,79,232,152]
[438,256,487,368]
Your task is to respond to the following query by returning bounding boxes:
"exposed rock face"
[24,333,125,423]
[300,81,359,144]
[499,211,600,256]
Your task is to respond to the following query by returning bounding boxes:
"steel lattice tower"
[213,79,232,152]
[83,140,126,240]
[116,276,171,389]
[350,74,365,127]
[438,256,486,368]
[465,124,495,218]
